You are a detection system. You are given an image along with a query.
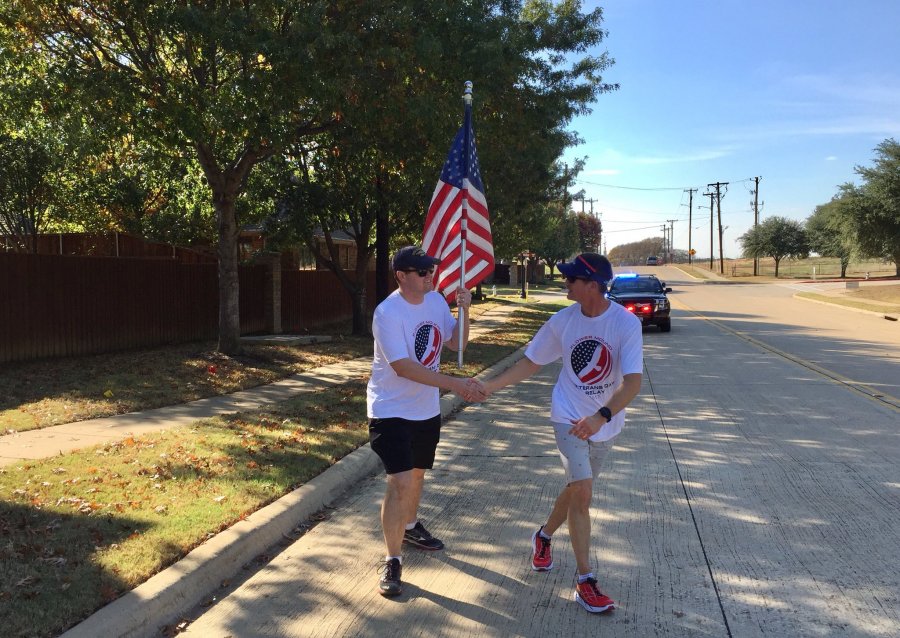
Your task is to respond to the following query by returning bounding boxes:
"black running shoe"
[378,558,402,597]
[403,521,445,550]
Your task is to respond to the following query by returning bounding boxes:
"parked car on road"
[646,255,659,266]
[607,273,672,332]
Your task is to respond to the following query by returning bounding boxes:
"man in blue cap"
[368,245,486,597]
[483,252,643,613]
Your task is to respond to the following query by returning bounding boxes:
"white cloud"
[825,156,837,161]
[631,148,733,165]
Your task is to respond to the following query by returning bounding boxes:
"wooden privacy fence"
[281,270,381,333]
[0,253,379,364]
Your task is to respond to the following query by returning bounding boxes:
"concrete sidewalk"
[64,296,900,637]
[59,344,531,638]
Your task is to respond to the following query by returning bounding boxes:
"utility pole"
[661,225,667,261]
[708,181,728,274]
[667,219,676,263]
[704,190,715,269]
[685,188,696,265]
[751,176,761,276]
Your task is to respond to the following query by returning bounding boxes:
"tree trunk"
[197,142,262,356]
[215,195,242,354]
[351,286,368,335]
[773,257,780,278]
[840,257,849,278]
[375,192,390,305]
[351,232,371,336]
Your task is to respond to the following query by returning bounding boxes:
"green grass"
[0,337,371,434]
[690,256,897,280]
[795,292,900,315]
[0,302,557,638]
[674,265,712,280]
[0,302,508,435]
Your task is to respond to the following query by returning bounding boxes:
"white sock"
[405,521,418,531]
[385,555,402,564]
[538,527,551,540]
[577,572,595,584]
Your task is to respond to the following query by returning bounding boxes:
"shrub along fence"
[0,253,381,364]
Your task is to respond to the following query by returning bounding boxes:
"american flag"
[422,99,494,302]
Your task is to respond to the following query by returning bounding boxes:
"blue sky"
[564,0,900,258]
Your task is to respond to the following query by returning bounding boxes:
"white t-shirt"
[524,302,643,442]
[366,289,457,420]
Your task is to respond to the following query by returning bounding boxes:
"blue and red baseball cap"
[557,253,614,284]
[391,245,441,272]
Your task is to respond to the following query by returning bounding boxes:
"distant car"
[607,274,672,332]
[646,255,659,266]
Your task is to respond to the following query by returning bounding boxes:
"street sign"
[689,249,696,255]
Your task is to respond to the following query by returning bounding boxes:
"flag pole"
[458,81,473,369]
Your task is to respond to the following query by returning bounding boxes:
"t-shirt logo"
[571,338,612,385]
[415,323,442,367]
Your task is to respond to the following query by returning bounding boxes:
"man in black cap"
[483,252,643,614]
[368,245,486,596]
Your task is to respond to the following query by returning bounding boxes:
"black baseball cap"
[391,245,441,272]
[557,253,614,284]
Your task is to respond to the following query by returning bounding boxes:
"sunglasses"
[565,275,591,283]
[402,267,434,277]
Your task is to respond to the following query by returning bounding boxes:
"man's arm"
[391,358,484,401]
[444,287,471,353]
[483,356,543,395]
[568,372,642,440]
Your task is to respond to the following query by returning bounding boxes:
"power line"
[574,179,687,191]
[575,175,758,192]
[603,224,669,234]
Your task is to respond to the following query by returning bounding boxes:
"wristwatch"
[598,406,612,422]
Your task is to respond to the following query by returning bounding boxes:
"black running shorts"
[369,415,442,474]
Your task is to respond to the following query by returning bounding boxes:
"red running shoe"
[530,527,553,571]
[574,577,615,613]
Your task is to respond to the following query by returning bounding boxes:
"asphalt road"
[173,273,899,637]
[652,266,900,409]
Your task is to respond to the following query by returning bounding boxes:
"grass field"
[687,256,896,279]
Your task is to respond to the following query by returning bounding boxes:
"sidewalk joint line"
[645,363,735,638]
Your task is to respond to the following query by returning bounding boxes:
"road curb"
[61,346,527,638]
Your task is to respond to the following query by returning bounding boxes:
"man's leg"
[382,469,415,556]
[566,478,594,575]
[542,483,573,536]
[405,468,426,525]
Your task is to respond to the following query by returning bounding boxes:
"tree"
[575,211,602,252]
[264,0,617,327]
[0,135,57,252]
[534,205,580,278]
[806,198,855,277]
[608,237,665,265]
[9,1,350,353]
[844,139,900,276]
[477,1,616,263]
[739,216,809,277]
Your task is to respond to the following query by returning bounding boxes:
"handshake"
[456,377,492,403]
